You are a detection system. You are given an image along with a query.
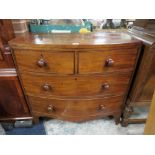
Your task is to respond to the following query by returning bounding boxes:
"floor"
[44,118,145,135]
[5,120,46,135]
[0,118,145,135]
[44,107,148,135]
[0,124,5,135]
[0,106,148,135]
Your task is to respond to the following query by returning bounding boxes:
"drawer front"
[14,50,74,74]
[79,49,138,74]
[21,73,131,97]
[28,96,123,118]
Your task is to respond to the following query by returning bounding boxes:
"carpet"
[0,106,147,135]
[5,120,46,135]
[44,118,145,135]
[0,118,145,135]
[0,124,5,135]
[44,106,148,135]
[44,106,147,135]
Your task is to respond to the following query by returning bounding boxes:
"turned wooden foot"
[121,100,134,127]
[33,117,39,124]
[121,119,129,127]
[113,113,121,125]
[108,115,113,119]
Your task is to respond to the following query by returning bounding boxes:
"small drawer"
[28,95,123,121]
[20,72,131,97]
[79,49,138,74]
[14,50,74,74]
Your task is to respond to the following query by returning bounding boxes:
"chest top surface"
[9,32,141,49]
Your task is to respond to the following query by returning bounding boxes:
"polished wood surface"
[20,72,131,97]
[0,38,3,62]
[28,95,123,122]
[144,91,155,134]
[128,45,155,105]
[0,44,15,68]
[79,49,137,74]
[9,32,141,48]
[14,50,74,74]
[122,20,155,126]
[10,32,141,123]
[0,19,31,121]
[0,20,15,44]
[136,49,155,103]
[0,69,30,119]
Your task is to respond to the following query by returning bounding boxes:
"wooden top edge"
[9,32,141,49]
[128,27,155,45]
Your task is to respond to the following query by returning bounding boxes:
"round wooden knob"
[47,105,54,112]
[37,58,46,67]
[42,84,52,91]
[99,105,106,110]
[102,83,110,89]
[105,58,114,66]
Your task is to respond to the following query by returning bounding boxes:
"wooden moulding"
[0,68,17,77]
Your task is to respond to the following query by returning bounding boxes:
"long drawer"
[20,72,132,97]
[79,49,138,74]
[14,50,74,74]
[28,95,123,121]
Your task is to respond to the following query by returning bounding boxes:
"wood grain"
[0,19,31,121]
[144,91,155,134]
[28,95,123,122]
[20,72,132,98]
[10,32,141,123]
[14,50,74,74]
[79,49,138,74]
[0,75,30,118]
[122,20,155,126]
[9,32,141,50]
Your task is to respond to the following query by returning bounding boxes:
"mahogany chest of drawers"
[9,32,141,124]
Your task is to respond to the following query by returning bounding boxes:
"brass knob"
[42,84,52,91]
[102,83,110,89]
[47,105,54,112]
[99,105,106,110]
[37,58,46,67]
[105,58,114,66]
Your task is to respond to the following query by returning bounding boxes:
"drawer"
[20,72,131,97]
[14,50,74,74]
[79,49,138,74]
[28,95,123,119]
